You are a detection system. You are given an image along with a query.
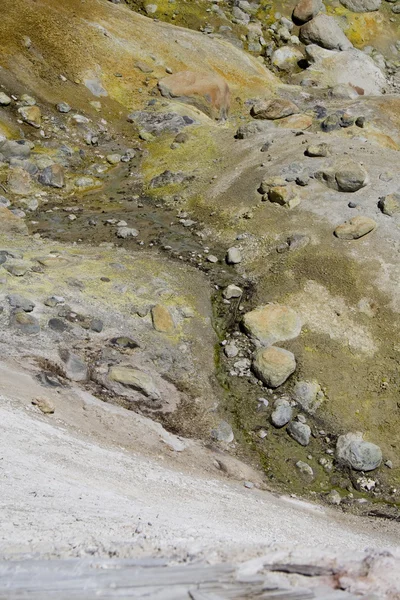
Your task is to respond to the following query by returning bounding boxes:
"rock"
[271,46,304,71]
[0,139,32,160]
[243,304,301,347]
[0,92,12,106]
[293,380,324,414]
[226,247,242,264]
[292,0,323,24]
[75,177,97,189]
[57,102,71,113]
[268,186,300,209]
[38,164,65,188]
[334,216,377,240]
[158,70,230,120]
[19,94,36,106]
[116,227,139,238]
[316,161,368,192]
[4,263,28,277]
[271,398,292,427]
[108,366,161,400]
[336,432,382,471]
[326,490,342,505]
[151,304,175,333]
[296,460,314,477]
[207,255,218,263]
[60,350,88,382]
[48,318,70,332]
[224,343,239,358]
[32,396,55,414]
[223,284,243,299]
[211,420,234,443]
[378,193,400,216]
[128,111,195,136]
[90,318,104,333]
[340,0,381,11]
[10,311,40,334]
[302,46,386,96]
[259,177,287,194]
[299,15,353,51]
[251,98,299,120]
[288,421,311,446]
[17,105,42,128]
[150,170,188,188]
[335,165,369,192]
[0,195,10,208]
[235,121,272,139]
[305,143,330,157]
[8,294,35,312]
[106,154,121,165]
[7,167,33,195]
[253,346,296,388]
[110,336,140,349]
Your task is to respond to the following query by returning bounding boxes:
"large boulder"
[302,45,386,95]
[299,15,353,51]
[316,160,369,192]
[336,432,382,471]
[252,346,296,388]
[243,304,302,346]
[292,0,323,24]
[340,0,381,11]
[158,71,230,120]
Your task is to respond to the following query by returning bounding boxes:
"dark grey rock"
[288,421,311,446]
[8,294,35,312]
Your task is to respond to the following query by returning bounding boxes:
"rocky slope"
[1,0,400,594]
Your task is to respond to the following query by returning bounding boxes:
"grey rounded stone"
[336,432,382,471]
[340,0,381,11]
[296,460,314,477]
[226,247,242,264]
[271,399,292,428]
[299,15,353,51]
[287,421,311,446]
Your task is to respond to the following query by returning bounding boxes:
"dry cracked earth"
[1,0,400,597]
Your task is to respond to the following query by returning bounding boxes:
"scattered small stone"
[295,460,314,478]
[288,421,311,446]
[336,431,382,471]
[18,105,42,128]
[116,227,139,238]
[110,336,140,349]
[107,153,122,165]
[207,255,218,263]
[32,396,55,414]
[57,102,71,113]
[271,398,292,427]
[305,143,330,157]
[48,318,70,333]
[0,92,12,106]
[224,343,239,358]
[226,247,242,264]
[244,481,255,489]
[211,420,234,443]
[223,284,243,299]
[326,490,341,505]
[378,193,400,216]
[90,318,104,333]
[251,98,299,120]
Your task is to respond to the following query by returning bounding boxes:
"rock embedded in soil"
[336,432,382,471]
[108,366,161,401]
[305,143,330,157]
[326,489,342,505]
[334,216,377,240]
[151,304,175,333]
[8,294,35,312]
[378,193,400,216]
[268,186,300,209]
[10,310,40,334]
[243,304,302,347]
[17,105,42,128]
[32,396,55,414]
[57,102,71,113]
[271,398,293,427]
[252,346,296,388]
[223,284,243,300]
[38,164,65,188]
[340,0,381,11]
[211,420,234,443]
[299,15,353,50]
[335,165,369,192]
[296,460,314,477]
[293,380,324,414]
[60,350,88,382]
[292,0,323,24]
[288,421,311,446]
[271,46,304,71]
[0,92,12,105]
[7,167,32,195]
[251,99,299,120]
[226,247,242,265]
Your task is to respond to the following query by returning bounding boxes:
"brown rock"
[151,304,175,333]
[277,114,313,130]
[334,216,377,239]
[268,186,300,209]
[17,105,42,128]
[292,0,323,24]
[158,70,230,120]
[253,346,296,388]
[38,164,65,188]
[251,98,299,120]
[243,304,302,346]
[7,167,33,195]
